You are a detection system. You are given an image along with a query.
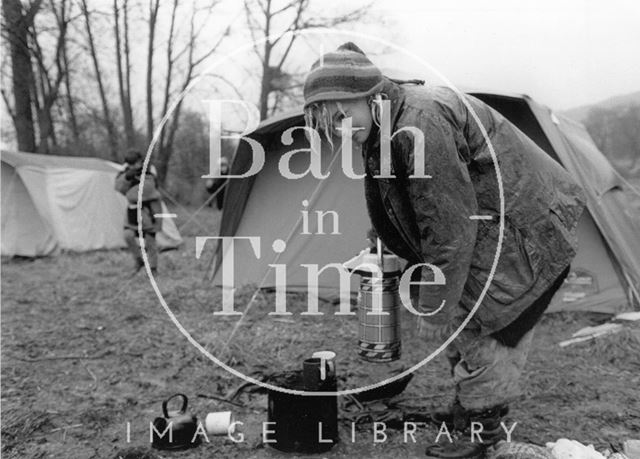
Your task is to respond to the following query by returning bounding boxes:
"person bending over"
[303,42,585,458]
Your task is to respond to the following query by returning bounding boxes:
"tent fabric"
[214,92,639,314]
[1,150,182,257]
[2,162,57,256]
[548,210,627,312]
[218,135,366,297]
[468,93,640,313]
[1,149,119,171]
[216,111,302,245]
[543,115,640,286]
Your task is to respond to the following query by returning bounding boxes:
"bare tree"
[80,0,119,160]
[3,0,234,195]
[144,0,230,186]
[2,0,42,152]
[31,0,74,152]
[244,0,370,120]
[113,0,134,146]
[145,0,160,144]
[1,0,75,153]
[123,0,133,144]
[60,17,78,142]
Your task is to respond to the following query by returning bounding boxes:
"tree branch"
[273,0,306,70]
[301,3,370,29]
[80,0,118,159]
[271,0,298,17]
[191,24,230,68]
[192,73,245,100]
[24,0,45,25]
[244,0,265,64]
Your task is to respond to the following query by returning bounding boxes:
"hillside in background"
[562,92,640,183]
[563,91,640,122]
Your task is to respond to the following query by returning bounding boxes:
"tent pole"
[158,187,209,234]
[178,180,228,234]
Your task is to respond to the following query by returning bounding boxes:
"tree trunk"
[32,36,52,153]
[123,0,134,142]
[2,0,38,152]
[258,0,272,120]
[36,105,53,153]
[155,144,170,185]
[80,0,119,160]
[146,0,160,143]
[61,36,79,141]
[153,0,178,186]
[114,0,134,146]
[259,63,272,120]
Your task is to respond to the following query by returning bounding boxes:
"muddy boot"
[430,400,466,430]
[431,402,509,432]
[426,405,509,458]
[464,406,509,447]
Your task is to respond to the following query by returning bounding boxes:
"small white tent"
[1,150,182,257]
[213,91,640,314]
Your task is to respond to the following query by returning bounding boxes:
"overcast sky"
[4,0,638,145]
[202,0,640,131]
[368,0,640,109]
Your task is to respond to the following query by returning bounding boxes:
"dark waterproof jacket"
[363,79,586,336]
[114,165,162,233]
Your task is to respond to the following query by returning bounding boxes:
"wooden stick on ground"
[196,393,244,408]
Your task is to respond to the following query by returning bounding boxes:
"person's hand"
[125,166,141,181]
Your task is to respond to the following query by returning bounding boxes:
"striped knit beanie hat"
[303,42,384,108]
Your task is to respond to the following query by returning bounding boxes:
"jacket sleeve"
[114,169,131,196]
[398,110,478,326]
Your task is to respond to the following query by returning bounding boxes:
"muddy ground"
[2,206,639,458]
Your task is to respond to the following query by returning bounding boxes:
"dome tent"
[1,150,182,257]
[213,91,640,314]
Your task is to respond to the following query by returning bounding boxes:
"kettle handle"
[162,393,188,418]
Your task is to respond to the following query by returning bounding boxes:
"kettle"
[151,393,201,450]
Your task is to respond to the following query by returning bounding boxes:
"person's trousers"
[446,326,535,411]
[446,267,570,411]
[123,228,157,269]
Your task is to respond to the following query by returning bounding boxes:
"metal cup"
[311,351,336,381]
[302,358,323,390]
